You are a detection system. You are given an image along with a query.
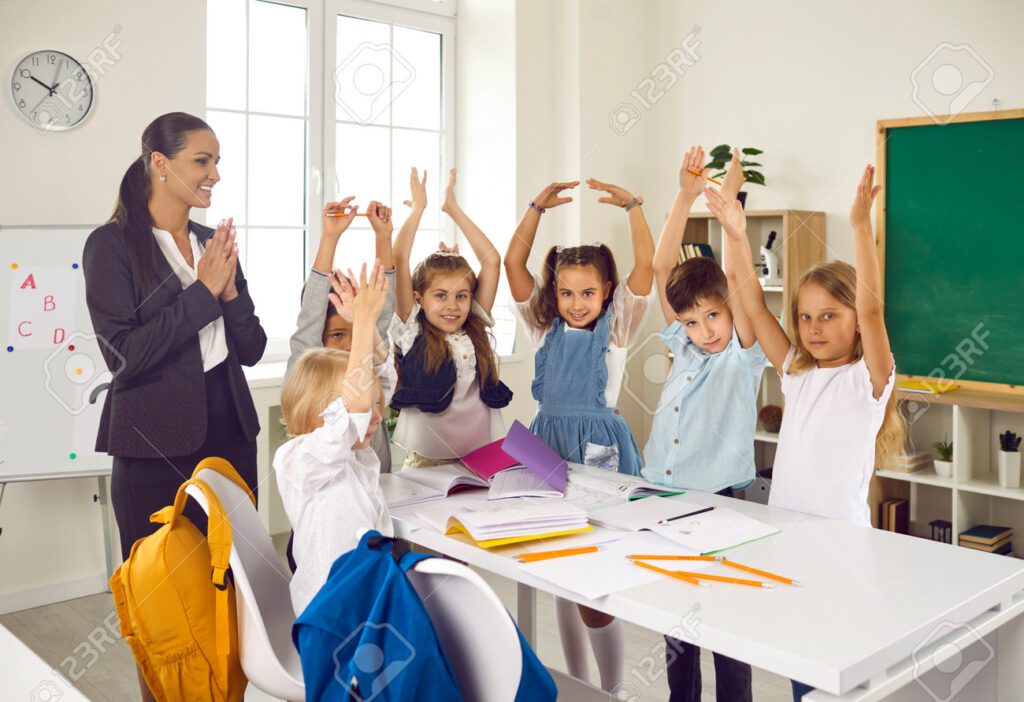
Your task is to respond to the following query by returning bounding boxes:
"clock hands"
[28,75,55,95]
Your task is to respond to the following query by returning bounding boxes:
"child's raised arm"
[441,169,501,314]
[342,261,388,415]
[367,201,395,271]
[504,181,579,303]
[588,178,655,296]
[719,148,757,349]
[393,168,427,321]
[706,187,790,372]
[850,165,893,399]
[653,147,706,324]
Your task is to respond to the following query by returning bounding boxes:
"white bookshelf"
[876,391,1024,551]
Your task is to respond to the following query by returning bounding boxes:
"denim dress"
[529,311,643,476]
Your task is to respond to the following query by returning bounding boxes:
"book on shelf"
[959,535,1012,555]
[880,452,933,474]
[677,242,716,264]
[879,498,909,534]
[959,524,1013,547]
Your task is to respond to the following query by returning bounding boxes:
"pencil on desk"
[687,168,722,185]
[721,558,802,586]
[676,570,774,589]
[516,545,602,563]
[325,212,369,217]
[627,554,721,562]
[632,560,708,587]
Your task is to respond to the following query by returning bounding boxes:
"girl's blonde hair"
[411,252,499,383]
[281,347,350,437]
[787,261,906,467]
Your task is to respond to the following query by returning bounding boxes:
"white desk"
[0,624,90,701]
[390,484,1024,701]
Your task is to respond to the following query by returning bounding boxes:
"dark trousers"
[110,361,258,560]
[664,486,752,702]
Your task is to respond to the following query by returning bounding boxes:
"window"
[206,0,316,353]
[206,0,518,359]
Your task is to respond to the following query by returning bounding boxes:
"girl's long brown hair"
[411,253,498,383]
[787,261,906,467]
[530,244,619,330]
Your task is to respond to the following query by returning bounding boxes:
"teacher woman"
[83,112,266,565]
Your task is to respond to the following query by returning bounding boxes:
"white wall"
[0,0,204,609]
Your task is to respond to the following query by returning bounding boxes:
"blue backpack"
[293,531,555,702]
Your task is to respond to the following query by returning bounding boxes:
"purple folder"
[500,420,569,493]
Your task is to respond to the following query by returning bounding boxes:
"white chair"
[186,469,305,701]
[406,557,607,702]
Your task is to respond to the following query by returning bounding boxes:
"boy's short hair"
[665,257,729,314]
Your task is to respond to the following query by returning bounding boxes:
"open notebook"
[379,464,487,508]
[414,499,591,548]
[588,496,780,555]
[563,469,681,510]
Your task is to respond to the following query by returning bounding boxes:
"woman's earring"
[159,174,167,182]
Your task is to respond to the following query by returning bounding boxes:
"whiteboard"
[0,226,113,481]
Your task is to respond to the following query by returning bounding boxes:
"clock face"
[10,50,94,132]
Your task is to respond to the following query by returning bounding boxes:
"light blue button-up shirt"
[642,321,766,492]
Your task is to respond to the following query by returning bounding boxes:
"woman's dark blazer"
[82,220,267,458]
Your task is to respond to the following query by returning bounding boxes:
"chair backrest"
[405,557,523,702]
[186,469,305,700]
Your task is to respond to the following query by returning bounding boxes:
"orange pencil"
[721,558,802,586]
[676,570,774,589]
[325,212,369,217]
[516,545,602,563]
[632,560,707,587]
[688,168,722,186]
[627,554,721,562]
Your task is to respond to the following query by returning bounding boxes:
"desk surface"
[0,625,90,701]
[391,486,1024,695]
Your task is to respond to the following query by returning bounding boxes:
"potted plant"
[998,431,1022,488]
[932,438,953,478]
[706,144,765,208]
[758,405,783,434]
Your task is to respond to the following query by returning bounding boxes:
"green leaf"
[741,147,763,155]
[741,161,762,168]
[709,144,731,156]
[706,160,728,171]
[743,171,766,185]
[712,171,727,179]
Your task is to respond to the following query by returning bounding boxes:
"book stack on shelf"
[678,243,715,263]
[959,525,1013,556]
[879,498,909,534]
[882,452,932,474]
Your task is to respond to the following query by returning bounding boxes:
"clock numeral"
[13,82,21,91]
[20,68,30,78]
[31,57,39,66]
[79,105,84,112]
[47,54,56,65]
[18,99,26,108]
[64,115,71,123]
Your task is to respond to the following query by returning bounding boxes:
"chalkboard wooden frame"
[875,108,1024,398]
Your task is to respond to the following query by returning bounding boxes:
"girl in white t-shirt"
[708,165,905,526]
[275,263,395,615]
[709,165,905,700]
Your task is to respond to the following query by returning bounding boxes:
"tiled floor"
[1,536,794,701]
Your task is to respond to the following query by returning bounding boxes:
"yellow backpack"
[109,457,252,701]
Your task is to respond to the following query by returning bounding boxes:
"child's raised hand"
[402,167,428,210]
[587,178,635,208]
[532,181,579,210]
[850,165,882,232]
[441,168,459,215]
[678,146,707,200]
[328,269,356,323]
[322,197,358,238]
[366,200,394,237]
[705,187,747,240]
[721,147,747,200]
[349,260,389,321]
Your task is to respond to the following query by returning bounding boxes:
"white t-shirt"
[151,227,228,371]
[512,274,649,404]
[388,301,505,459]
[769,348,895,526]
[274,398,394,616]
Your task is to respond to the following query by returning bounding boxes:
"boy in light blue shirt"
[644,145,763,702]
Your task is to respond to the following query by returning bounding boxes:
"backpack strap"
[151,476,236,688]
[190,456,257,509]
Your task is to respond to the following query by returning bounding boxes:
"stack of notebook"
[881,453,932,474]
[959,525,1013,555]
[879,498,909,534]
[415,500,591,548]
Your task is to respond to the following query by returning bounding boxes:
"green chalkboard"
[884,116,1024,387]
